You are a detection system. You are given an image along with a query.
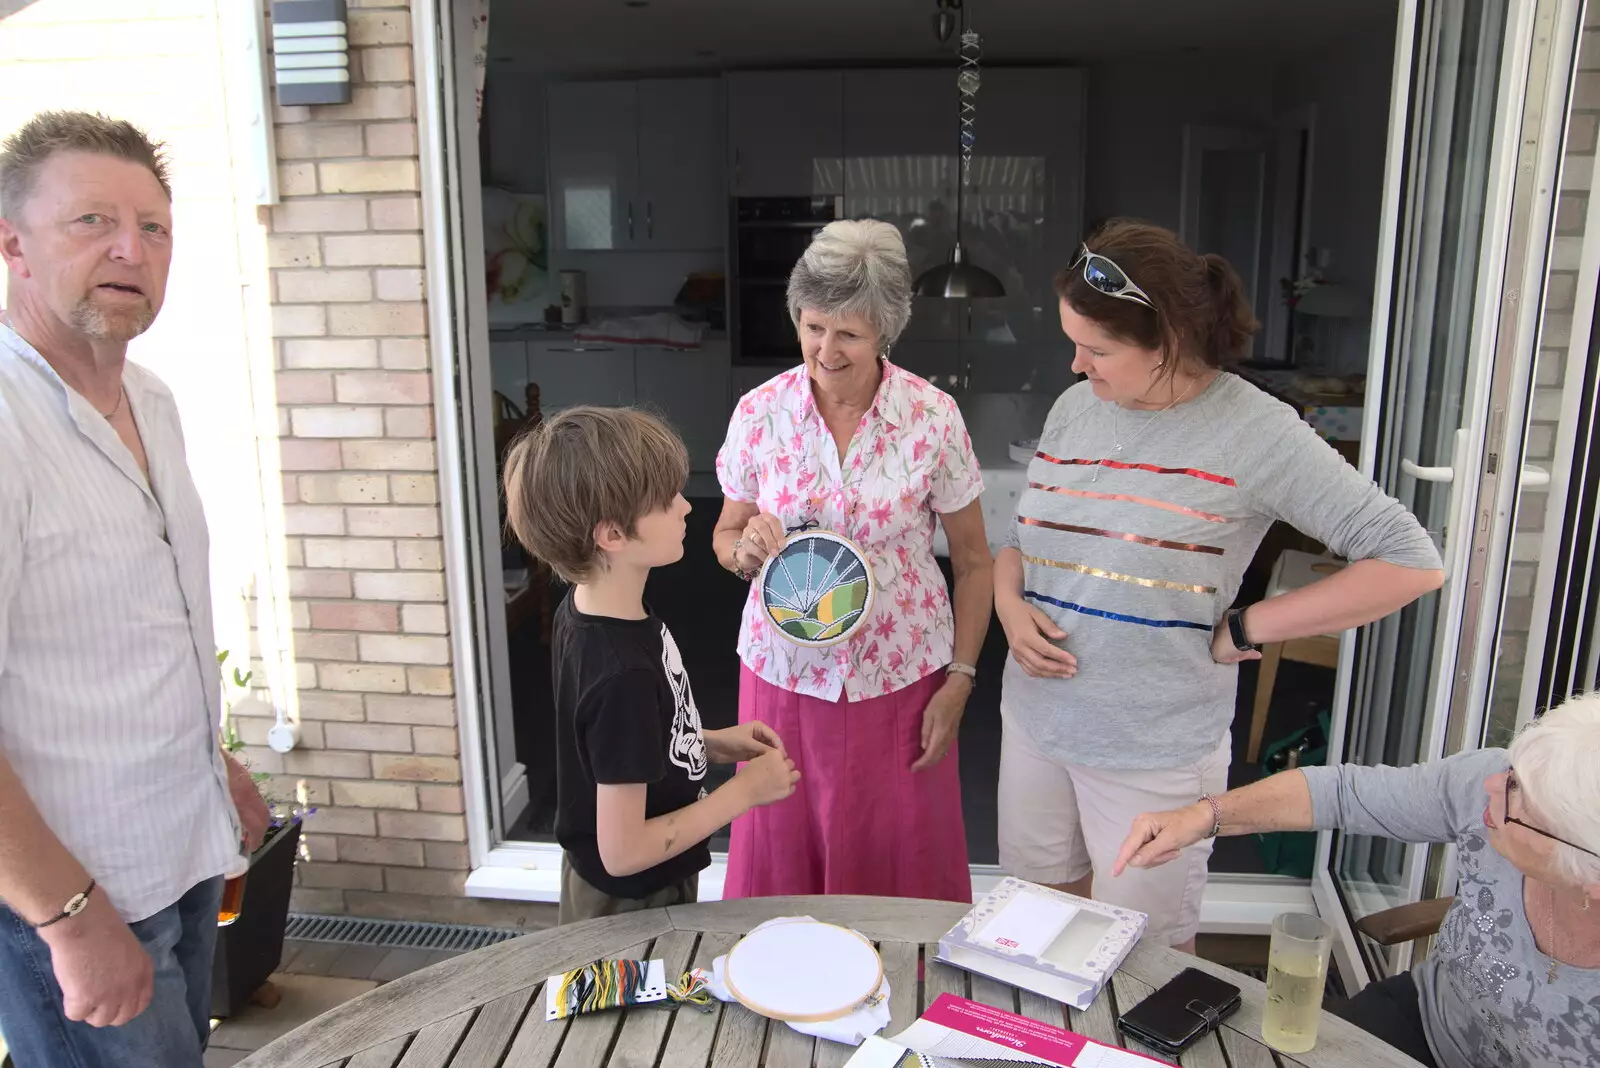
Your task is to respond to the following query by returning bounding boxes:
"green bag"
[1254,710,1332,878]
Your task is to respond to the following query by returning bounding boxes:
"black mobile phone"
[1117,967,1242,1056]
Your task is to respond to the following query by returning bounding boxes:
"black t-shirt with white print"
[551,591,710,900]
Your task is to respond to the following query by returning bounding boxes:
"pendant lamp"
[914,11,1005,299]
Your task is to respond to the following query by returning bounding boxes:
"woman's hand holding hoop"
[734,512,787,573]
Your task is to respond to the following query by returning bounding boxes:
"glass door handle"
[1520,464,1550,488]
[1400,427,1471,579]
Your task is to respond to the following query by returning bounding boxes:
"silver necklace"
[1092,378,1198,483]
[1547,883,1561,982]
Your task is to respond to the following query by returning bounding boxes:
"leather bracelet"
[1199,794,1223,839]
[35,879,95,929]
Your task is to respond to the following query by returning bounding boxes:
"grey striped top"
[0,326,240,922]
[1001,374,1441,770]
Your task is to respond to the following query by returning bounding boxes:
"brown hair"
[502,406,689,584]
[1054,218,1258,372]
[0,111,172,220]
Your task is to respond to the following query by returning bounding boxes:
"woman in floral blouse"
[712,220,993,902]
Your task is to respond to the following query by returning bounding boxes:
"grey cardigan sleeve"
[1300,748,1511,843]
[1231,393,1443,571]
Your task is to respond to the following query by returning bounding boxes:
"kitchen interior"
[480,0,1398,877]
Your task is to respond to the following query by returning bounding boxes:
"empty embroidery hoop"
[758,529,877,648]
[723,920,884,1023]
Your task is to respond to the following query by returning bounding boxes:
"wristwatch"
[35,879,96,930]
[1226,608,1259,652]
[946,661,977,681]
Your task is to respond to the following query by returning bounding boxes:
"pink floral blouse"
[716,360,984,702]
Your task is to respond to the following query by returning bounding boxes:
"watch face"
[758,530,876,648]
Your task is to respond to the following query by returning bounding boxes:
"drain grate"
[284,913,525,953]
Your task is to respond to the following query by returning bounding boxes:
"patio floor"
[202,938,470,1067]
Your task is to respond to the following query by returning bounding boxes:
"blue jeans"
[0,877,223,1068]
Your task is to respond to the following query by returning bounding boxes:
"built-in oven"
[731,195,842,364]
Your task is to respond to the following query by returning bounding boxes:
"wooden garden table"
[238,895,1422,1068]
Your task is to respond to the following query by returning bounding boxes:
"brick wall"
[241,0,550,927]
[1484,7,1600,744]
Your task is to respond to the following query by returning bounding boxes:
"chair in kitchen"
[1246,549,1348,764]
[496,383,555,642]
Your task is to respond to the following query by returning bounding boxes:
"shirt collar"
[795,357,910,429]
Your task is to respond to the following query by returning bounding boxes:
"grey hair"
[1509,691,1600,885]
[0,111,171,220]
[787,219,913,353]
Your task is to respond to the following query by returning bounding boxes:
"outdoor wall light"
[272,0,353,107]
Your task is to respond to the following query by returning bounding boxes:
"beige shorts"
[996,710,1230,947]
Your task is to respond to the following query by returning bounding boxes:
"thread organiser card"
[544,959,669,1020]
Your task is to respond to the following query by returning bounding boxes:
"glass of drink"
[1262,911,1332,1054]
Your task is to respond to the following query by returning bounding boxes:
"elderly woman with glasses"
[994,218,1444,951]
[711,219,992,902]
[1115,691,1600,1068]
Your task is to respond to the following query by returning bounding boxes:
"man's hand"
[911,675,971,772]
[225,752,272,853]
[1112,803,1216,876]
[40,892,153,1027]
[705,722,784,764]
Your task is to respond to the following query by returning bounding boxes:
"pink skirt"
[722,665,971,903]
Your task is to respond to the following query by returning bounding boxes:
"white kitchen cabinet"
[548,78,724,252]
[526,342,635,412]
[637,78,723,250]
[546,81,639,251]
[635,343,732,472]
[727,71,844,196]
[489,341,529,402]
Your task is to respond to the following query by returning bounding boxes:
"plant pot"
[210,819,301,1017]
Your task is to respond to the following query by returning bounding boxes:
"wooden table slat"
[446,987,536,1068]
[919,943,968,1007]
[552,939,657,1068]
[656,931,735,1068]
[1109,973,1177,1066]
[396,1010,474,1068]
[970,973,1019,1014]
[1016,988,1070,1031]
[878,940,920,1036]
[1221,1026,1286,1068]
[760,1018,815,1068]
[813,1037,856,1068]
[1074,985,1122,1049]
[603,929,700,1068]
[343,1036,409,1068]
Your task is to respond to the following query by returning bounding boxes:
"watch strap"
[946,661,977,679]
[1226,608,1258,651]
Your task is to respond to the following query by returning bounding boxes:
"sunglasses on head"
[1070,244,1156,311]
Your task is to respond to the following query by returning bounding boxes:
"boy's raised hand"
[705,721,785,763]
[733,747,800,808]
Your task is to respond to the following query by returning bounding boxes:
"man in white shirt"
[0,111,271,1067]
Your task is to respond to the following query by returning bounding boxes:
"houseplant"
[212,652,314,1016]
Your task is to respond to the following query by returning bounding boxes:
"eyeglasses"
[1070,244,1156,311]
[1503,772,1600,859]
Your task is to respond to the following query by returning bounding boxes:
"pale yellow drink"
[1262,911,1332,1054]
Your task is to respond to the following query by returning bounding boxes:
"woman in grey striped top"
[994,219,1444,950]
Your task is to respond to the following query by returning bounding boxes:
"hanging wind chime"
[915,0,1006,299]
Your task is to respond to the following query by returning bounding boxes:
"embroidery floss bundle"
[551,959,651,1019]
[667,967,715,1013]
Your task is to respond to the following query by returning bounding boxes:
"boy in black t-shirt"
[503,406,800,923]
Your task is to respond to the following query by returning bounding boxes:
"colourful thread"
[553,959,650,1019]
[1034,452,1237,486]
[1022,554,1216,594]
[1024,590,1211,632]
[667,968,715,1013]
[1017,515,1224,556]
[1026,481,1232,524]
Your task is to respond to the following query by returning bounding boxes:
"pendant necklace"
[1547,885,1561,983]
[1093,378,1198,483]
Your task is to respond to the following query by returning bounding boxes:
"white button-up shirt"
[0,326,239,923]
